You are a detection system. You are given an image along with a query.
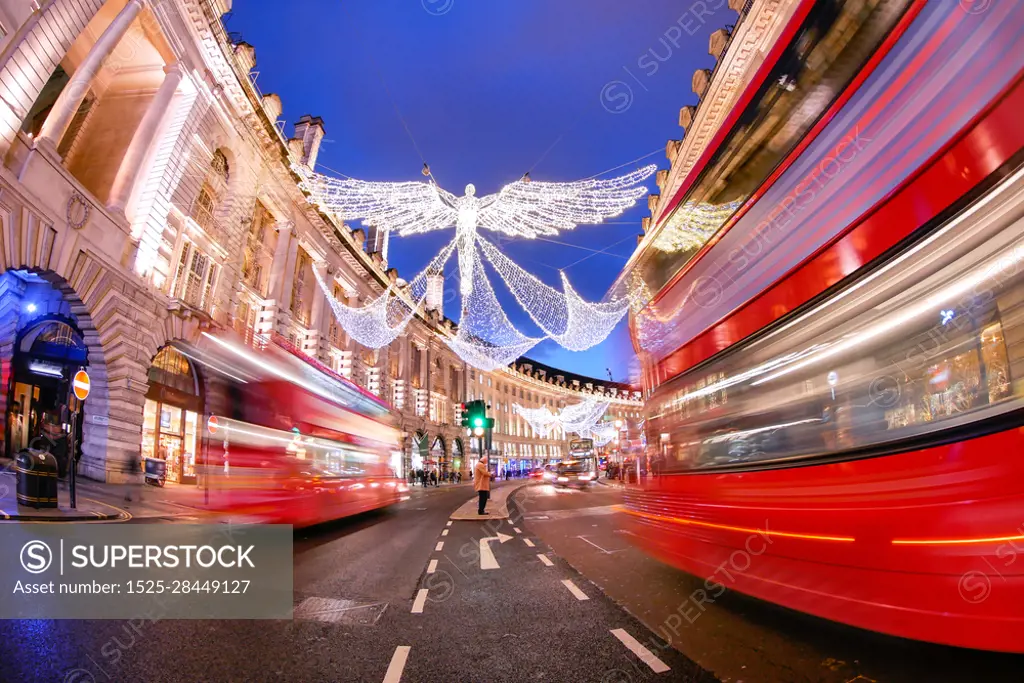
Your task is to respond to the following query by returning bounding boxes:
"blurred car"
[529,467,547,480]
[554,459,595,487]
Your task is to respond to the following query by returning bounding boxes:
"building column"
[108,62,184,213]
[37,0,145,147]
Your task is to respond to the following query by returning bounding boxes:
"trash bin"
[15,449,59,508]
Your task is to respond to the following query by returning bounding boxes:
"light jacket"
[473,460,491,492]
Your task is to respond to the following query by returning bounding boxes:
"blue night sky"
[229,0,727,382]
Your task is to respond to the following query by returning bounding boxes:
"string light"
[443,248,542,370]
[314,237,458,349]
[295,162,656,299]
[478,236,629,351]
[299,162,657,366]
[514,398,610,438]
[651,199,742,253]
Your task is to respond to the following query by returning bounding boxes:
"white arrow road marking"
[480,532,513,570]
[561,579,589,601]
[523,538,535,548]
[537,554,554,567]
[411,589,428,614]
[427,559,438,574]
[610,628,670,673]
[383,645,411,683]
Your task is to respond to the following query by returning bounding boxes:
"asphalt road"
[0,481,715,683]
[516,481,1024,683]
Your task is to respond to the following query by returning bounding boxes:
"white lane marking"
[523,538,535,548]
[513,527,522,534]
[480,532,514,570]
[383,645,411,682]
[441,529,449,536]
[435,541,444,551]
[610,628,671,673]
[577,535,625,554]
[561,579,589,601]
[538,554,554,567]
[411,589,428,614]
[446,521,452,527]
[427,559,438,574]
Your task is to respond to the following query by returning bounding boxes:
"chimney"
[291,115,325,169]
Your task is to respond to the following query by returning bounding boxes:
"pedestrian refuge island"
[449,482,526,521]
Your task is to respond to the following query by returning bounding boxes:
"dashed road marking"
[610,628,670,673]
[383,645,411,682]
[427,559,438,574]
[411,589,429,614]
[538,554,554,567]
[435,541,444,551]
[561,579,589,601]
[446,521,452,527]
[523,538,535,548]
[441,529,449,536]
[513,527,521,534]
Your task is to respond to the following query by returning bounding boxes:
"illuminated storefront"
[141,346,203,485]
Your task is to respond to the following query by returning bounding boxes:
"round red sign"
[72,370,90,401]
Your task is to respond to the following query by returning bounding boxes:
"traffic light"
[459,400,494,434]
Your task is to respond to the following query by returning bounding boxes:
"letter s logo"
[21,540,53,574]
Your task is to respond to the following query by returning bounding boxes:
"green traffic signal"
[472,416,484,428]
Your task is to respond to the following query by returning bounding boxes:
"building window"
[291,249,312,326]
[171,240,219,313]
[242,202,277,296]
[191,150,229,236]
[329,284,347,347]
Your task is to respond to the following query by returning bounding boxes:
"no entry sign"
[207,415,219,434]
[72,370,91,401]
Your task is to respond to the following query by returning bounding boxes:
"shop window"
[142,346,202,485]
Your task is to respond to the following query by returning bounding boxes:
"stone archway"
[0,269,113,480]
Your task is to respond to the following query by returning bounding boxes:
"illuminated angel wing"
[476,164,657,238]
[294,164,457,236]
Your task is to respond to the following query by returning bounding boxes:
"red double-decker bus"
[178,332,405,528]
[622,0,1024,652]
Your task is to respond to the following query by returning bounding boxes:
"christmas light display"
[651,199,743,253]
[295,163,655,298]
[444,249,542,370]
[577,422,618,447]
[299,162,657,369]
[314,237,458,349]
[478,236,629,351]
[513,397,609,438]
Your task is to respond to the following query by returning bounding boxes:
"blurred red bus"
[623,0,1024,652]
[176,332,404,528]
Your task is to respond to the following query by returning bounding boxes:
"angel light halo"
[296,163,657,371]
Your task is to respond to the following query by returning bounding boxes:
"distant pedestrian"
[430,468,438,487]
[474,454,492,515]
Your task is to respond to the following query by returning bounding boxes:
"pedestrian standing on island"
[474,454,492,515]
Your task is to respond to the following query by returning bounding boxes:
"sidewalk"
[0,471,130,521]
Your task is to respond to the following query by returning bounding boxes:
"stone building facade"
[0,0,640,484]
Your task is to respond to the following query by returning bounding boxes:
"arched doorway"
[452,438,464,474]
[141,345,203,484]
[430,435,445,475]
[411,430,428,472]
[6,317,88,460]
